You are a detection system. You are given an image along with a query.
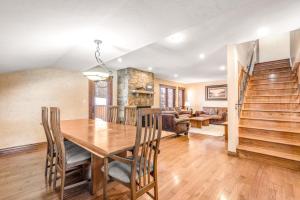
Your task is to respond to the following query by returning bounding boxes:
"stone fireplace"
[117,67,154,120]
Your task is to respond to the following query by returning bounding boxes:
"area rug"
[189,124,224,137]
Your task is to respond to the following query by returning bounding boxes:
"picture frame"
[205,84,227,100]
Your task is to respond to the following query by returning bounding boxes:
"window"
[160,85,175,108]
[95,80,108,106]
[178,88,185,108]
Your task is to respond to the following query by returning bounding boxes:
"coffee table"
[189,117,211,128]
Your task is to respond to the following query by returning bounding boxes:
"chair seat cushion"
[105,157,154,183]
[65,143,91,165]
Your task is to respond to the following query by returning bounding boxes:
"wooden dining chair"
[41,107,56,185]
[107,105,119,123]
[124,106,137,126]
[50,107,91,200]
[103,108,162,200]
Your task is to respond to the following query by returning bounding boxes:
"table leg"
[103,157,108,200]
[91,154,103,195]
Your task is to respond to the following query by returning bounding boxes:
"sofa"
[194,107,227,124]
[161,111,190,135]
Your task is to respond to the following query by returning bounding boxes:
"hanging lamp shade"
[83,40,112,81]
[83,65,110,81]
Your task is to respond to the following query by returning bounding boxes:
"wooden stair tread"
[242,108,300,113]
[248,87,297,91]
[240,116,300,123]
[239,124,300,134]
[238,145,300,162]
[239,133,300,146]
[243,102,299,104]
[246,94,299,97]
[251,76,296,81]
[249,81,296,86]
[254,66,290,72]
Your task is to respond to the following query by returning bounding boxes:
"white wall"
[226,45,240,153]
[185,80,228,111]
[259,32,290,62]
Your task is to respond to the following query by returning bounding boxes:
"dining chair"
[107,105,119,123]
[41,107,56,185]
[124,106,137,126]
[103,108,162,200]
[50,107,91,200]
[42,107,80,186]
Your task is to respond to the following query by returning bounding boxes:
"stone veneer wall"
[117,68,154,120]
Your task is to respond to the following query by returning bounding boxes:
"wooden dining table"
[60,118,173,196]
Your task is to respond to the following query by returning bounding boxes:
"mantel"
[131,90,154,96]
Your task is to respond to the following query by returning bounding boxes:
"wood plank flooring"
[1,134,300,200]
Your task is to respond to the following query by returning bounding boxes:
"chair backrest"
[95,105,108,121]
[49,107,66,170]
[124,106,137,126]
[131,108,162,191]
[107,106,119,123]
[41,107,54,153]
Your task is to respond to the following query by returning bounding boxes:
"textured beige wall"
[185,80,228,111]
[153,78,185,108]
[0,68,89,149]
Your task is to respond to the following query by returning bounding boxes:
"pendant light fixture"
[83,40,112,81]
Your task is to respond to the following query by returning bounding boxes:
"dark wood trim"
[107,76,113,106]
[178,87,185,108]
[0,142,47,157]
[227,151,238,157]
[88,80,96,119]
[159,84,176,89]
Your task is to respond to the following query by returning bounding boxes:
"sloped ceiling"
[1,0,300,83]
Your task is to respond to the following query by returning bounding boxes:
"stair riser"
[250,77,297,84]
[244,96,299,103]
[251,73,295,80]
[240,118,300,129]
[239,138,300,155]
[241,110,300,120]
[239,127,300,140]
[248,82,297,90]
[247,89,298,96]
[253,68,291,75]
[238,150,300,170]
[243,103,300,110]
[255,60,290,67]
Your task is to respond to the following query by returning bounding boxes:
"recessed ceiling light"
[219,65,226,71]
[148,67,152,71]
[199,53,205,60]
[174,74,178,78]
[117,58,122,63]
[256,27,270,38]
[167,33,185,43]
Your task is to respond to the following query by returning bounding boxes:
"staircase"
[238,59,300,170]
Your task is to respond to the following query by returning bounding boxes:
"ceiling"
[1,0,300,83]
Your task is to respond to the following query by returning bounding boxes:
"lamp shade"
[184,101,191,107]
[83,65,110,81]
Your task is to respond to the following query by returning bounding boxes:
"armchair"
[161,111,190,135]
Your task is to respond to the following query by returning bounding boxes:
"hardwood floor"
[1,134,300,200]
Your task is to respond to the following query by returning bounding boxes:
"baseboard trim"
[0,142,47,156]
[227,151,238,157]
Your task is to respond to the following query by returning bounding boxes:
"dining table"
[60,118,173,197]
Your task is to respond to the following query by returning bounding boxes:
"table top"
[61,119,173,157]
[189,116,212,121]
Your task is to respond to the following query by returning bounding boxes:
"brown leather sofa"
[195,107,227,124]
[161,111,190,135]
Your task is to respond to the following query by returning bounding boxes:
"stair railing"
[237,40,258,116]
